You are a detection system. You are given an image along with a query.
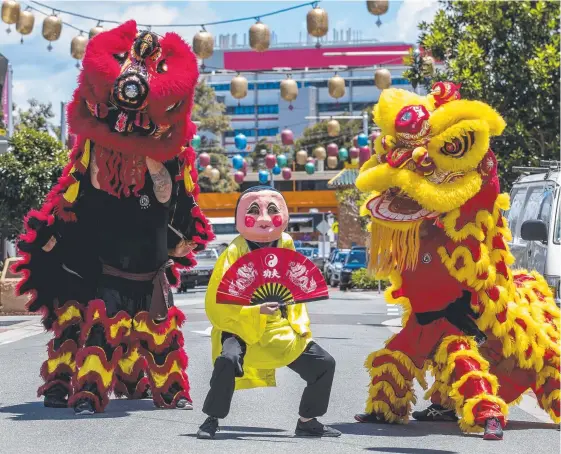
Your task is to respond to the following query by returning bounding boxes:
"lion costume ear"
[374,89,434,137]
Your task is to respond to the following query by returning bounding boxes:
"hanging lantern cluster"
[313,146,327,160]
[42,13,62,51]
[276,154,288,168]
[249,20,270,52]
[328,73,346,101]
[280,75,298,109]
[375,68,392,90]
[193,27,214,63]
[296,149,308,166]
[306,4,328,48]
[281,128,294,146]
[16,7,34,43]
[1,0,19,33]
[230,73,249,103]
[366,1,390,27]
[234,133,247,151]
[327,119,340,137]
[70,33,88,66]
[282,167,292,180]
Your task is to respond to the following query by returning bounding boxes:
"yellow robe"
[205,233,313,390]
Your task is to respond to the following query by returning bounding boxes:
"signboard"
[316,220,330,235]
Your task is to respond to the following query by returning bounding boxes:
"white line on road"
[0,322,44,346]
[192,326,212,336]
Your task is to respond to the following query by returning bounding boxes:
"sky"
[0,0,440,126]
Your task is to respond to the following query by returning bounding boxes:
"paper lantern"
[249,20,270,52]
[282,167,292,180]
[71,34,88,65]
[234,171,245,184]
[42,14,62,51]
[280,76,298,104]
[272,165,281,176]
[232,154,244,170]
[234,133,247,150]
[313,146,327,160]
[367,1,389,16]
[357,133,368,147]
[305,161,316,175]
[265,153,277,170]
[258,169,270,184]
[327,143,338,157]
[328,74,345,100]
[296,150,308,165]
[327,156,338,169]
[230,74,248,100]
[193,29,214,60]
[199,152,211,168]
[349,147,360,159]
[191,134,201,150]
[338,147,349,161]
[374,68,392,90]
[89,24,104,39]
[359,146,372,166]
[307,5,328,38]
[203,165,213,177]
[16,7,33,42]
[327,119,340,137]
[209,168,221,183]
[281,128,294,146]
[276,154,288,168]
[1,0,20,32]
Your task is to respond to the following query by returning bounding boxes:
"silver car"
[326,249,350,287]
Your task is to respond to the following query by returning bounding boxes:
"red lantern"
[265,153,277,170]
[281,128,294,146]
[353,136,358,148]
[327,142,338,157]
[349,146,359,159]
[199,152,211,168]
[282,167,292,180]
[359,146,372,165]
[234,171,245,184]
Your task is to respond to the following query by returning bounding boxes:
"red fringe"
[115,354,148,382]
[141,346,188,375]
[75,345,123,371]
[37,379,71,399]
[40,362,74,383]
[51,301,84,337]
[79,300,132,347]
[114,376,150,399]
[149,370,191,408]
[68,390,106,413]
[46,338,78,360]
[133,306,186,335]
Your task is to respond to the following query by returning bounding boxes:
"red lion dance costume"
[354,83,560,440]
[14,21,213,415]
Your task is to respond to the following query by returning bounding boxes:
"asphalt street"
[0,288,558,454]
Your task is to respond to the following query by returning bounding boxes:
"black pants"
[202,333,336,419]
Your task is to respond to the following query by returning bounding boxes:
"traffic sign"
[316,220,330,235]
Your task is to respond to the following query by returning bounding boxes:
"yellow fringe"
[369,381,417,407]
[367,400,409,424]
[459,393,509,432]
[536,366,560,390]
[434,335,478,366]
[365,348,426,389]
[366,362,407,390]
[449,370,499,408]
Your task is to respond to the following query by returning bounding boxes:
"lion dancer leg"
[434,335,508,440]
[39,301,83,408]
[113,342,151,400]
[134,307,192,409]
[69,299,132,415]
[411,364,458,422]
[534,359,560,424]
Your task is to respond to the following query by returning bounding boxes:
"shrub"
[351,268,388,290]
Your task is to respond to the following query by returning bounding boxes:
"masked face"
[236,190,289,243]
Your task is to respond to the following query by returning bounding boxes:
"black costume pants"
[202,333,336,419]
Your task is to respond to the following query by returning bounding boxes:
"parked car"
[178,248,219,292]
[506,162,560,306]
[339,247,368,291]
[296,247,324,269]
[0,257,29,313]
[323,248,339,276]
[326,249,350,287]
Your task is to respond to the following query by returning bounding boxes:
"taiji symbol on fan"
[265,253,278,268]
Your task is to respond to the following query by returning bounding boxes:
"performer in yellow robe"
[197,186,340,439]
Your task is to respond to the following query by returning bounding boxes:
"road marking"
[0,321,44,346]
[192,326,212,336]
[518,391,554,423]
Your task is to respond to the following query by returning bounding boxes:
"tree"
[15,98,61,139]
[0,128,66,239]
[197,152,239,193]
[404,0,560,189]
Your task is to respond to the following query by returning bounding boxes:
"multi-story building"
[200,41,420,152]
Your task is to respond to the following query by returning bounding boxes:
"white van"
[506,162,560,305]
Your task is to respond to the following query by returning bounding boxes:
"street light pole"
[7,63,13,138]
[60,101,67,148]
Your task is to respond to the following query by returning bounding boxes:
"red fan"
[216,247,329,306]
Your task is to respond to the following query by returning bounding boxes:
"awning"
[289,217,313,224]
[327,168,359,189]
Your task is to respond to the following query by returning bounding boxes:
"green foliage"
[404,0,560,190]
[351,268,388,290]
[335,187,371,231]
[198,152,239,193]
[15,98,61,139]
[0,128,66,238]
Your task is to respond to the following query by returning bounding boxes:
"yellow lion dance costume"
[353,82,560,440]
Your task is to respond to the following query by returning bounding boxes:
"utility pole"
[7,62,13,138]
[60,101,67,148]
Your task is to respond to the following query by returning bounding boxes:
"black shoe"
[295,418,341,437]
[44,393,68,408]
[412,404,458,422]
[483,417,503,440]
[354,413,387,423]
[175,397,193,410]
[73,398,95,416]
[197,416,219,440]
[140,387,152,399]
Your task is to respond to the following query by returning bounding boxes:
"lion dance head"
[357,82,506,275]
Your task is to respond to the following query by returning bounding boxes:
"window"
[518,186,545,240]
[346,249,366,265]
[538,187,555,228]
[507,187,527,238]
[554,194,561,245]
[225,105,279,115]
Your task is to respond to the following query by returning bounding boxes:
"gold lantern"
[2,0,20,33]
[374,68,392,90]
[422,56,435,77]
[16,7,33,43]
[89,23,104,39]
[296,150,308,166]
[249,20,270,52]
[327,156,338,169]
[327,119,340,137]
[42,14,62,51]
[209,167,221,183]
[366,1,389,16]
[307,5,328,38]
[280,75,298,103]
[203,165,213,178]
[230,74,248,100]
[193,28,214,60]
[71,33,88,66]
[328,74,345,100]
[313,146,327,160]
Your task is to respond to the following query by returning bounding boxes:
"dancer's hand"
[260,302,279,315]
[169,239,196,257]
[42,236,57,252]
